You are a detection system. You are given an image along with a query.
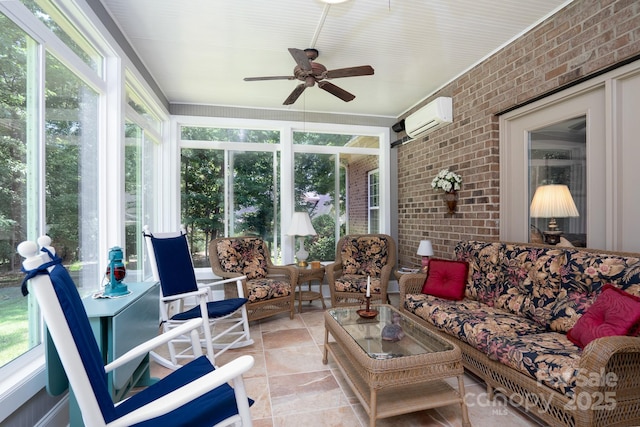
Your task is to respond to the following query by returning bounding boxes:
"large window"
[180,125,384,264]
[124,86,162,281]
[0,9,101,370]
[45,52,100,294]
[181,127,281,266]
[0,11,37,368]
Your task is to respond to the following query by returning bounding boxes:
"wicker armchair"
[209,237,298,322]
[326,234,396,307]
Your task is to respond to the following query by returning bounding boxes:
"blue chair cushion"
[150,234,199,297]
[23,252,118,422]
[171,297,248,321]
[115,355,254,426]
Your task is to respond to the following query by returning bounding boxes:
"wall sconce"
[530,184,579,245]
[416,240,434,273]
[287,212,317,267]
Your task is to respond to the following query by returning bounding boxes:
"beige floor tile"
[147,293,544,427]
[245,375,272,420]
[262,327,315,349]
[269,371,350,416]
[264,344,328,376]
[272,405,361,427]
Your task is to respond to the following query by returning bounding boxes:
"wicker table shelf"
[323,305,470,427]
[292,264,326,313]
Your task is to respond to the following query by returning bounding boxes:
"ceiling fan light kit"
[244,48,374,105]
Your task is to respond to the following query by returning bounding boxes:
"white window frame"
[368,169,380,233]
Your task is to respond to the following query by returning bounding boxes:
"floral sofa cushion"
[563,249,640,294]
[340,235,390,277]
[404,293,546,353]
[245,277,291,302]
[546,250,640,332]
[455,241,503,306]
[335,274,381,294]
[486,332,582,396]
[215,237,269,280]
[494,244,569,327]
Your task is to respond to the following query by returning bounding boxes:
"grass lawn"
[0,280,30,367]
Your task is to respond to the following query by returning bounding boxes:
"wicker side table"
[292,264,326,313]
[323,305,470,427]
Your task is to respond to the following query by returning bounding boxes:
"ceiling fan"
[243,48,374,105]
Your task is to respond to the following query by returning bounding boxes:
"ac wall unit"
[404,97,453,138]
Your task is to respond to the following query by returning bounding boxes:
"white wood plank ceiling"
[100,0,572,118]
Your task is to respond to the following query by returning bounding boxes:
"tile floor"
[149,295,549,427]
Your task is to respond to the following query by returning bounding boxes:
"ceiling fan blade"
[317,81,355,102]
[325,65,374,79]
[244,76,296,81]
[288,48,312,72]
[283,83,307,105]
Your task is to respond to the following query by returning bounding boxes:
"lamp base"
[297,260,308,267]
[543,230,563,245]
[104,282,129,297]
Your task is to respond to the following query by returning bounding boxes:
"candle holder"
[357,295,378,319]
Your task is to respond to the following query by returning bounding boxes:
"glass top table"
[323,304,470,427]
[326,304,454,360]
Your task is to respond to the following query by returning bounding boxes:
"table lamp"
[417,240,434,272]
[287,212,317,267]
[530,184,579,245]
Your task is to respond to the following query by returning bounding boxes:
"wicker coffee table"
[323,304,470,427]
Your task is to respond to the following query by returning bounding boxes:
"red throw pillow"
[421,258,469,300]
[567,284,640,349]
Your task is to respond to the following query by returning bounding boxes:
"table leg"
[297,281,304,313]
[458,375,471,427]
[317,278,326,309]
[322,328,329,364]
[369,388,377,427]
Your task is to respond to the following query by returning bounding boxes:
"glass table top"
[328,305,453,360]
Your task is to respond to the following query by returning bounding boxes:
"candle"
[366,276,371,297]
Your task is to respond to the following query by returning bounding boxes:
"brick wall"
[348,155,378,234]
[396,0,640,267]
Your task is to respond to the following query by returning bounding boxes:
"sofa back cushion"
[454,241,503,306]
[340,235,390,277]
[547,249,640,332]
[494,244,568,327]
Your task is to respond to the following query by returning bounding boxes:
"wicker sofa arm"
[577,335,640,392]
[572,336,640,426]
[398,273,427,303]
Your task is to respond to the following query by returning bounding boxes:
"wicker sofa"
[399,241,640,427]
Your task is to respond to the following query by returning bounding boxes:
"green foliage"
[307,214,343,262]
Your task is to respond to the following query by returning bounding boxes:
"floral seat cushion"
[486,332,582,396]
[404,294,546,352]
[245,278,291,302]
[335,274,381,294]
